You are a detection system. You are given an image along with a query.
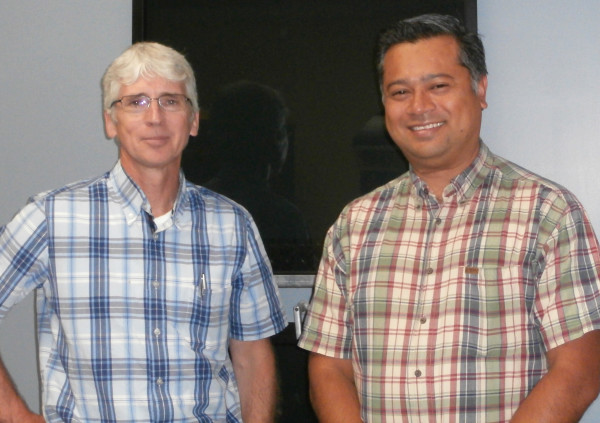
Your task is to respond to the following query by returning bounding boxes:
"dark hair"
[376,14,487,92]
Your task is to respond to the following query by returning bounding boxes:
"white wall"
[478,2,600,420]
[479,1,600,229]
[0,0,599,419]
[0,0,131,411]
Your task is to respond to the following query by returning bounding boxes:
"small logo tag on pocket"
[464,267,479,275]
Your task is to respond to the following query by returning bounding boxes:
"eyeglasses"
[111,94,192,113]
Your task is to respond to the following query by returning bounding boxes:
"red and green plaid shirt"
[299,143,600,422]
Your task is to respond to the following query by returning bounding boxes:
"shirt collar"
[448,141,492,203]
[108,161,189,226]
[410,141,493,205]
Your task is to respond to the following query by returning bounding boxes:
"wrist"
[3,402,36,423]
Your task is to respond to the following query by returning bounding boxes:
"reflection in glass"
[166,1,474,275]
[186,81,318,272]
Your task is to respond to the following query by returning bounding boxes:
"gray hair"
[376,14,487,93]
[102,42,199,116]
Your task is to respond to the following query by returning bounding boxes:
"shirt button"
[156,377,164,385]
[152,281,160,289]
[420,317,427,324]
[435,218,442,225]
[414,370,422,377]
[426,268,434,275]
[153,328,161,337]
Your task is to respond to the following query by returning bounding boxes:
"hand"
[7,409,45,423]
[0,357,45,423]
[27,414,45,423]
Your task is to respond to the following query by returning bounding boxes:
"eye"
[431,83,450,91]
[161,95,180,106]
[388,88,409,100]
[125,95,149,108]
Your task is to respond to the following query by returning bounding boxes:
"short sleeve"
[534,194,600,351]
[228,216,286,340]
[298,222,354,359]
[0,200,49,319]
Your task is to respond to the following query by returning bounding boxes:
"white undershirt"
[153,210,173,233]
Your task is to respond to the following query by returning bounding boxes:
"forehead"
[119,76,186,96]
[382,35,464,82]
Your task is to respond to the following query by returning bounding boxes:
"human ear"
[104,110,118,139]
[477,75,488,110]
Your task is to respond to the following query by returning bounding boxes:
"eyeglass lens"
[120,94,188,112]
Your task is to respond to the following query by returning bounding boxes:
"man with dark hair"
[299,14,600,422]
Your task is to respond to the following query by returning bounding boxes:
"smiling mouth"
[142,136,169,142]
[410,122,444,131]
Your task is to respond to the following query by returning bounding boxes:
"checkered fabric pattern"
[0,162,286,422]
[299,143,600,422]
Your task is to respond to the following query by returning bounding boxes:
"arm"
[511,330,600,422]
[308,352,362,423]
[0,356,44,423]
[229,338,278,423]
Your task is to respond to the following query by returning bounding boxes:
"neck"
[123,163,181,216]
[412,161,471,201]
[414,170,452,201]
[410,144,481,201]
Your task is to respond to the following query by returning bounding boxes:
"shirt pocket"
[460,265,528,358]
[185,280,233,358]
[165,277,200,322]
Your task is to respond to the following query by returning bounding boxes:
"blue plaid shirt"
[0,162,286,422]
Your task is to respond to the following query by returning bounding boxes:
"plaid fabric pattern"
[0,162,286,422]
[299,143,600,422]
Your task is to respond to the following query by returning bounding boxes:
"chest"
[345,191,545,325]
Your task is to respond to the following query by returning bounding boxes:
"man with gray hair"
[299,14,600,422]
[0,42,286,422]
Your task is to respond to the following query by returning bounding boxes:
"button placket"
[412,201,446,390]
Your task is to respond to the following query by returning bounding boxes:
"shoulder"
[486,152,584,211]
[340,172,410,221]
[324,172,410,244]
[3,172,109,235]
[484,153,592,240]
[28,172,110,205]
[183,181,255,222]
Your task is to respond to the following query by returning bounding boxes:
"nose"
[144,98,164,123]
[408,89,434,115]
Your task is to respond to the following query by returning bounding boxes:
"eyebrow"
[123,92,184,97]
[385,73,455,91]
